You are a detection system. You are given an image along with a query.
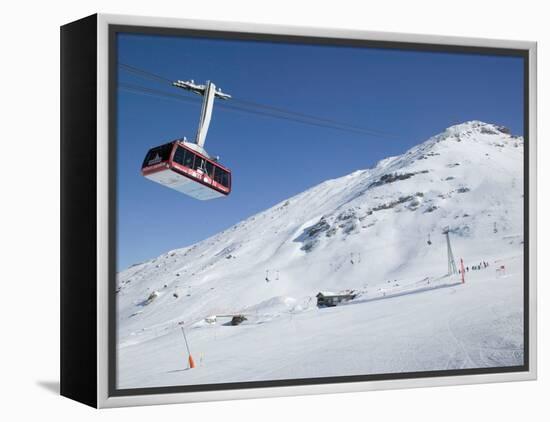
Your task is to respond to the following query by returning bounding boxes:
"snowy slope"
[116,121,525,389]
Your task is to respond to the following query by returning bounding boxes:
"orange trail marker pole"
[180,326,195,369]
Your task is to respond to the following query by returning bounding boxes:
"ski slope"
[116,121,525,389]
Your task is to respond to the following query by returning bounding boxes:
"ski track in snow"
[116,121,525,389]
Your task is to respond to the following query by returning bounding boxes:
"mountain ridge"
[116,120,524,388]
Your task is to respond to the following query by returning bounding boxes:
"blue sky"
[116,32,524,270]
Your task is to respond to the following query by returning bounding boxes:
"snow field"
[117,121,525,388]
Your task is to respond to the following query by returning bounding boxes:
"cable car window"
[213,168,222,185]
[142,142,173,168]
[205,161,214,178]
[173,146,186,165]
[194,156,205,171]
[183,149,195,168]
[220,169,229,187]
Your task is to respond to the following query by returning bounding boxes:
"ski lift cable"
[119,80,390,137]
[120,83,201,105]
[119,62,174,84]
[118,62,401,139]
[229,97,399,139]
[119,83,368,135]
[118,83,394,137]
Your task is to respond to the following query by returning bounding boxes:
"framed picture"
[60,13,537,408]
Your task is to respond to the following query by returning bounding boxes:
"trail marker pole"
[180,326,196,369]
[460,258,465,284]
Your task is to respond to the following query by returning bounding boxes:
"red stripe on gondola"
[170,163,229,195]
[141,162,169,176]
[142,163,229,195]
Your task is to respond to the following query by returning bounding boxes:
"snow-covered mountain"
[117,121,525,389]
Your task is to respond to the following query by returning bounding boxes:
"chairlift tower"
[172,79,231,157]
[442,226,458,276]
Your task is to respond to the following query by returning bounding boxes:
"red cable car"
[141,79,232,200]
[142,140,231,200]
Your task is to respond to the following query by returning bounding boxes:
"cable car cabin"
[141,141,231,200]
